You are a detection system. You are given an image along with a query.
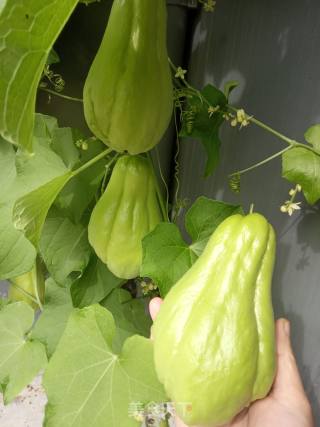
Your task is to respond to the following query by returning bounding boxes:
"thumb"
[149,297,163,340]
[149,297,163,322]
[271,318,306,398]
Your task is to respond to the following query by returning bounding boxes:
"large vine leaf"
[282,147,320,205]
[0,203,37,280]
[31,279,74,357]
[71,256,123,308]
[0,116,68,279]
[13,172,72,247]
[180,84,227,176]
[141,223,197,297]
[185,196,243,255]
[0,302,47,403]
[43,305,166,427]
[0,0,79,151]
[101,288,152,353]
[141,197,242,296]
[40,210,91,286]
[304,124,320,151]
[0,140,36,279]
[50,126,81,169]
[55,138,107,223]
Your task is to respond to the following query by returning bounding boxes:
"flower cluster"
[75,139,89,151]
[140,280,158,296]
[280,184,302,216]
[175,66,187,80]
[200,0,216,12]
[230,109,252,128]
[208,105,220,117]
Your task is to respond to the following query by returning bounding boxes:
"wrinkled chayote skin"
[153,213,276,427]
[83,0,173,155]
[88,155,162,280]
[9,262,45,310]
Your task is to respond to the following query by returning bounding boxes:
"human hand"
[149,297,314,427]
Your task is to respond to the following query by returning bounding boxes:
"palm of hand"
[149,298,314,427]
[174,320,313,427]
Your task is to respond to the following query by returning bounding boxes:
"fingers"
[272,318,307,398]
[149,298,163,340]
[149,297,163,321]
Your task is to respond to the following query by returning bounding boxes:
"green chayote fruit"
[83,0,173,155]
[153,213,276,426]
[88,155,163,280]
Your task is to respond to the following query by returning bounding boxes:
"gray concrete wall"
[177,0,320,422]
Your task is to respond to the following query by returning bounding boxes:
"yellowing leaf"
[0,0,79,150]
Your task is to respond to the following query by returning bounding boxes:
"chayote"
[153,213,276,426]
[83,0,173,155]
[88,155,163,280]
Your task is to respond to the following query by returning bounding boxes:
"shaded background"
[177,0,320,422]
[1,0,319,424]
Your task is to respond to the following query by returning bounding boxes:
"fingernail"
[284,320,290,336]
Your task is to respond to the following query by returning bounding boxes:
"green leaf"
[141,223,197,297]
[0,116,69,279]
[13,172,72,247]
[0,302,47,403]
[40,210,91,286]
[51,127,81,169]
[31,279,74,357]
[180,84,227,176]
[0,299,10,309]
[223,80,239,98]
[304,124,320,151]
[0,203,37,280]
[33,113,58,139]
[79,0,100,4]
[141,198,242,296]
[282,147,320,205]
[46,49,60,66]
[55,138,107,223]
[0,138,16,199]
[0,0,79,151]
[101,288,152,352]
[185,197,243,255]
[71,256,123,308]
[43,305,166,427]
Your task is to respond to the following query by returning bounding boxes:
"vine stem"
[169,57,320,158]
[100,153,120,195]
[71,148,113,178]
[227,105,320,156]
[34,260,44,312]
[147,152,169,222]
[229,146,291,177]
[39,87,83,103]
[155,146,170,218]
[227,105,296,146]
